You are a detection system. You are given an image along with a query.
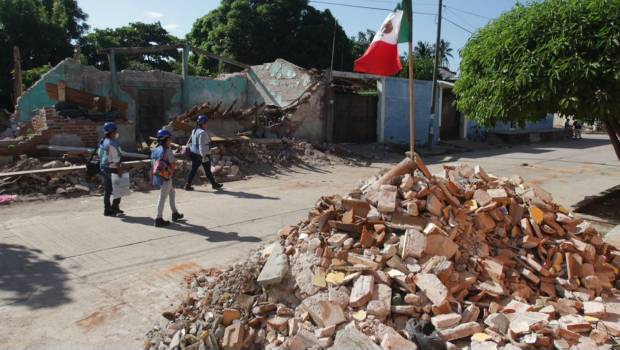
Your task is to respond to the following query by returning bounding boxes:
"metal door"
[333,93,377,143]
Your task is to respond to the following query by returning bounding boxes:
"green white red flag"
[353,1,411,76]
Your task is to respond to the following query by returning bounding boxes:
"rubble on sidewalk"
[148,154,620,349]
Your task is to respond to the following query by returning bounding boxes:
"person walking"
[152,129,184,227]
[573,121,583,139]
[185,115,223,191]
[99,122,124,216]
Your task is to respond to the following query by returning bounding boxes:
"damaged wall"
[248,59,325,142]
[250,59,315,108]
[16,60,257,124]
[14,58,328,146]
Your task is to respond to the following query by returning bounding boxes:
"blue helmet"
[103,122,117,133]
[156,129,172,140]
[197,115,209,125]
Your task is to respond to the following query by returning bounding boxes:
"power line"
[309,0,475,34]
[309,0,436,15]
[444,4,491,20]
[443,16,473,33]
[444,7,475,31]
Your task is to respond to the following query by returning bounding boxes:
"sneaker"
[184,185,195,191]
[112,208,124,215]
[172,212,184,222]
[155,218,170,227]
[104,210,116,217]
[212,183,223,190]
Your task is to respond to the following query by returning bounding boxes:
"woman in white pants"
[151,129,184,227]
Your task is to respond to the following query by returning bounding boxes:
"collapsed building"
[1,56,325,156]
[0,45,472,160]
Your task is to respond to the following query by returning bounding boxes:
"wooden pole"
[13,46,22,105]
[407,0,415,156]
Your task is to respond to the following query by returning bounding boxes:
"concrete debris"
[144,156,620,350]
[257,243,289,286]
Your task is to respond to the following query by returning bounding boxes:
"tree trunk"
[604,117,620,161]
[608,116,620,139]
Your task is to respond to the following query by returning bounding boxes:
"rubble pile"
[145,156,620,350]
[216,139,359,170]
[0,155,154,197]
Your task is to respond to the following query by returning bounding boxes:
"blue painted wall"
[382,77,440,146]
[466,114,554,138]
[16,60,70,123]
[187,75,249,111]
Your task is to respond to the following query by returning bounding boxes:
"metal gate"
[333,93,377,143]
[440,90,460,140]
[137,89,165,142]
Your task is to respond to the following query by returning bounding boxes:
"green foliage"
[399,55,434,80]
[454,0,620,127]
[414,41,433,58]
[80,22,180,72]
[187,0,353,72]
[0,0,88,109]
[351,30,375,59]
[436,39,453,66]
[22,64,52,89]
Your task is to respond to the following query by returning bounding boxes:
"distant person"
[98,122,124,216]
[184,115,223,191]
[573,121,582,139]
[151,129,184,227]
[564,119,571,129]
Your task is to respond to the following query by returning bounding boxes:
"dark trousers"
[101,167,121,212]
[186,152,217,186]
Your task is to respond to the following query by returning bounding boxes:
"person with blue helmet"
[184,115,223,191]
[151,128,184,227]
[98,122,124,216]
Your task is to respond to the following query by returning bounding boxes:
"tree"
[187,0,353,74]
[351,30,375,60]
[399,54,434,80]
[414,41,433,58]
[80,22,180,72]
[434,39,453,66]
[0,0,88,110]
[23,64,52,89]
[454,0,620,160]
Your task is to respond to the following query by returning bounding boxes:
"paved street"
[1,134,618,349]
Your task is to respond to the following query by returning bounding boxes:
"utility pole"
[330,18,337,79]
[13,46,22,105]
[428,0,443,149]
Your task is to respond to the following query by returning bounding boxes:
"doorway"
[440,88,460,140]
[137,89,165,143]
[333,93,377,143]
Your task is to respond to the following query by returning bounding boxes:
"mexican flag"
[353,1,411,76]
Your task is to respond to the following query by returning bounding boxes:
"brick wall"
[30,108,100,147]
[0,108,101,156]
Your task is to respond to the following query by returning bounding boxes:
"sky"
[77,0,520,71]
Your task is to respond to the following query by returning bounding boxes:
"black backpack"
[86,141,102,178]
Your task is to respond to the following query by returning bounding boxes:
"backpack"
[85,141,102,178]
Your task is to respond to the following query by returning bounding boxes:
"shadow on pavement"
[194,189,279,200]
[120,216,263,243]
[573,185,620,223]
[0,244,71,309]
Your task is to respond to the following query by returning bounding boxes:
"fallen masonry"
[145,155,620,350]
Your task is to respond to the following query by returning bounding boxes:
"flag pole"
[407,0,415,157]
